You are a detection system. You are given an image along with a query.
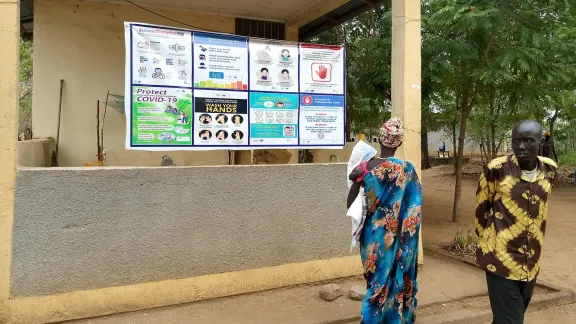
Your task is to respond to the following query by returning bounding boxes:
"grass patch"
[558,151,576,167]
[442,226,479,260]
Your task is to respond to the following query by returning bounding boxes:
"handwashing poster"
[125,22,346,150]
[194,90,249,146]
[249,40,299,93]
[299,44,345,95]
[131,86,192,146]
[249,93,299,146]
[299,95,345,145]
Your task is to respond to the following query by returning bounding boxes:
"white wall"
[427,130,475,155]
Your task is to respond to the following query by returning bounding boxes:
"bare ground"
[422,166,576,289]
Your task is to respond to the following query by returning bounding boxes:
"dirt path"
[422,167,576,289]
[63,254,490,324]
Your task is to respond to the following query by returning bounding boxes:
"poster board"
[124,22,346,150]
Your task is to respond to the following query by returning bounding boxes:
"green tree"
[19,40,33,139]
[423,0,576,221]
[308,3,393,141]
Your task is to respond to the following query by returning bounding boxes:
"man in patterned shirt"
[475,120,557,324]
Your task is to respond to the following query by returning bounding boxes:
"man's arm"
[475,165,495,237]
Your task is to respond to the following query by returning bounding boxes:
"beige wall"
[33,0,236,167]
[32,0,423,168]
[0,0,18,320]
[33,0,312,167]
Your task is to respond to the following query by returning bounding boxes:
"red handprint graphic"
[315,65,328,79]
[311,63,332,82]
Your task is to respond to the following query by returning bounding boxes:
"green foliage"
[19,40,33,137]
[307,0,576,172]
[307,4,393,138]
[311,1,576,220]
[444,226,479,257]
[558,151,576,167]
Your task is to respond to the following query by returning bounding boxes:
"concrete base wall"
[17,138,55,167]
[12,164,352,297]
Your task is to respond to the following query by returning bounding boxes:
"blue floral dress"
[359,158,422,324]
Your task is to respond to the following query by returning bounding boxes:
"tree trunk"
[421,127,431,170]
[452,119,458,174]
[488,89,498,158]
[485,134,492,161]
[479,134,487,163]
[494,135,505,158]
[346,104,352,142]
[490,124,497,158]
[549,106,560,161]
[452,97,472,222]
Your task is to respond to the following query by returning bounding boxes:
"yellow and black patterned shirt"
[475,154,557,282]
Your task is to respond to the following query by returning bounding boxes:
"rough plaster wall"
[11,164,351,297]
[32,0,234,167]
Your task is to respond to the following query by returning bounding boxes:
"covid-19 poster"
[125,22,346,150]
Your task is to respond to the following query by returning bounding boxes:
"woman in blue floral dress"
[348,117,422,324]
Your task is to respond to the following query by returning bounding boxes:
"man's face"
[512,123,541,165]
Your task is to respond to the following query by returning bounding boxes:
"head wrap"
[379,117,404,148]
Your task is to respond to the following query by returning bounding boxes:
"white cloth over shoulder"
[347,141,377,250]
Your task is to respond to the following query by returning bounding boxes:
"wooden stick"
[97,100,101,162]
[54,79,65,166]
[101,91,109,163]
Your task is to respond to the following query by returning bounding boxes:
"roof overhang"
[298,0,383,40]
[20,0,380,41]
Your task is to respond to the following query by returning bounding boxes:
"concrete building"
[428,130,475,157]
[1,0,421,322]
[427,130,509,158]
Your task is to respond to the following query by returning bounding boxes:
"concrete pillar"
[0,0,19,320]
[391,0,423,265]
